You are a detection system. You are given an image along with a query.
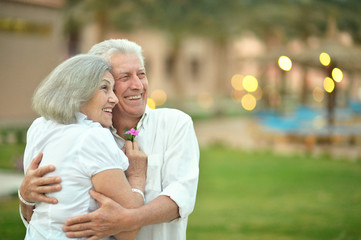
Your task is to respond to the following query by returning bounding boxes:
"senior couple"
[19,39,200,240]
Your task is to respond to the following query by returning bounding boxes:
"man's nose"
[129,75,143,90]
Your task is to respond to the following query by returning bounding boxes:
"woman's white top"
[23,113,128,240]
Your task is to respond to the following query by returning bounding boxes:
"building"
[0,0,67,126]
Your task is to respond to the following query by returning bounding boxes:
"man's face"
[110,52,148,121]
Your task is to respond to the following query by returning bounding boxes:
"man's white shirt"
[110,106,200,240]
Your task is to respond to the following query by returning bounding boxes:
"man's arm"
[63,192,178,239]
[19,152,62,223]
[133,195,179,226]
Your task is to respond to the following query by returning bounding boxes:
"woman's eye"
[100,85,108,90]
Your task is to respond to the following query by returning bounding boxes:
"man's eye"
[119,75,128,80]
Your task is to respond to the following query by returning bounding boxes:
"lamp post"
[278,56,292,114]
[320,52,343,126]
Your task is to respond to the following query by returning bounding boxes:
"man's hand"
[19,152,62,204]
[63,190,138,240]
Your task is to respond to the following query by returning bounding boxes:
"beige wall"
[0,0,67,126]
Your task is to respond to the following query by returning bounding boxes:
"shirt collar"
[138,105,150,130]
[76,112,87,121]
[75,112,102,127]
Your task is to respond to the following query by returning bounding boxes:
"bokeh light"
[231,74,243,91]
[323,77,335,93]
[197,92,214,109]
[242,75,258,92]
[241,93,257,111]
[312,86,325,102]
[278,56,292,71]
[319,52,331,66]
[150,89,167,106]
[147,98,156,109]
[332,68,343,82]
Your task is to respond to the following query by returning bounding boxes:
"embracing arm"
[92,170,144,240]
[131,195,179,227]
[63,114,199,239]
[63,140,147,240]
[19,152,62,224]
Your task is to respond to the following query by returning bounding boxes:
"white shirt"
[110,106,200,240]
[23,113,128,240]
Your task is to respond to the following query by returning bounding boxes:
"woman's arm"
[91,140,147,240]
[92,170,141,240]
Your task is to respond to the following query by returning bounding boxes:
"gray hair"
[88,39,145,66]
[32,54,112,124]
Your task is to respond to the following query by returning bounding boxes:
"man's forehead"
[113,67,145,74]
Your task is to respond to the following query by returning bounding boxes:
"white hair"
[32,54,111,124]
[88,39,145,66]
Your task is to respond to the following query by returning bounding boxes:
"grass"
[0,194,26,239]
[0,143,25,170]
[1,144,361,239]
[187,145,361,240]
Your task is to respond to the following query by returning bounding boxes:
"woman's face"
[80,71,118,127]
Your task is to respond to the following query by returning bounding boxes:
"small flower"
[124,127,139,142]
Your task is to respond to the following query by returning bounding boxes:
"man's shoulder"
[149,107,191,120]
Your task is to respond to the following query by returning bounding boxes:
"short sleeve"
[77,127,129,178]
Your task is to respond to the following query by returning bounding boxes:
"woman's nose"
[109,91,119,104]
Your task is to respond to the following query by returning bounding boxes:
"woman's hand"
[123,140,147,192]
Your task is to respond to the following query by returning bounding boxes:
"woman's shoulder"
[81,126,119,152]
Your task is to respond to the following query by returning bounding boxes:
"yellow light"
[150,89,167,106]
[231,74,243,91]
[197,92,214,109]
[242,75,258,92]
[323,77,335,93]
[241,93,257,111]
[332,68,343,82]
[278,56,292,71]
[147,98,156,109]
[319,52,331,66]
[312,86,325,103]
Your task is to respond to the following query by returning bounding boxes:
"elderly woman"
[21,54,147,240]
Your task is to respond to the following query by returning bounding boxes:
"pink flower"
[124,127,139,142]
[125,128,139,136]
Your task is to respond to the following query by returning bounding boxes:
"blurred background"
[1,0,361,239]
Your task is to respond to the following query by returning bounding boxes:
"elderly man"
[19,39,200,240]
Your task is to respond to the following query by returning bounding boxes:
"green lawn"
[0,143,25,170]
[1,144,361,239]
[188,145,361,240]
